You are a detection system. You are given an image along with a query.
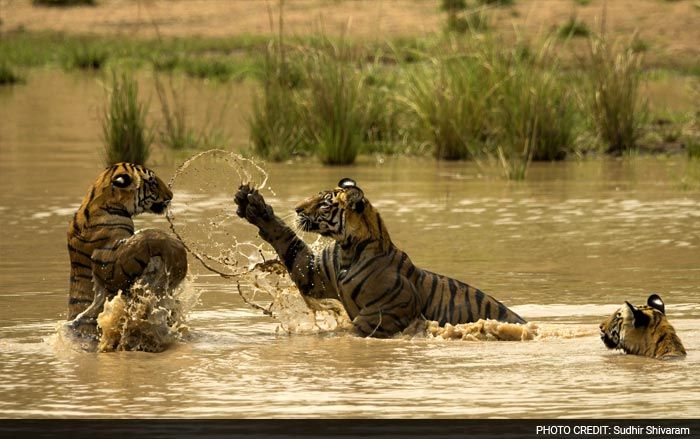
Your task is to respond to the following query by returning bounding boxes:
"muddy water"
[1,70,699,418]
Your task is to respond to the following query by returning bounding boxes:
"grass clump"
[401,36,576,176]
[0,62,23,85]
[299,41,365,165]
[249,38,309,161]
[557,16,591,39]
[181,58,240,81]
[64,43,109,70]
[101,71,153,166]
[585,37,648,154]
[688,140,700,158]
[402,51,492,160]
[492,41,577,179]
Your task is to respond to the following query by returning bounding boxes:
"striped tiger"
[234,178,525,338]
[600,294,686,359]
[67,163,187,338]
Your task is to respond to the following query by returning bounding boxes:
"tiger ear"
[625,301,650,328]
[647,294,665,314]
[112,173,132,188]
[341,181,365,214]
[338,178,356,189]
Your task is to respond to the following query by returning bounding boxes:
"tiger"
[67,163,188,339]
[234,178,526,338]
[600,294,686,359]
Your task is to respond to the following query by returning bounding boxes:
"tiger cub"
[600,294,686,359]
[234,178,525,338]
[67,163,187,339]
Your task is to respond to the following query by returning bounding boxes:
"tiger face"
[295,178,366,239]
[90,163,173,216]
[600,294,686,359]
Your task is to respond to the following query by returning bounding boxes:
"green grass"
[249,38,310,161]
[63,43,109,69]
[0,30,265,80]
[102,71,153,166]
[401,36,577,176]
[402,52,491,160]
[586,37,648,154]
[301,41,365,165]
[688,140,700,158]
[180,58,242,81]
[0,62,23,85]
[557,16,591,39]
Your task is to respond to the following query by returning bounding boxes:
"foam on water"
[96,278,200,352]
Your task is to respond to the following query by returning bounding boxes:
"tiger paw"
[234,184,254,218]
[234,184,274,226]
[64,316,99,340]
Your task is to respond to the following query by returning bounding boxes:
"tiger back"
[600,294,686,359]
[67,163,187,337]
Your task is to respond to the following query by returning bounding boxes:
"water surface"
[1,70,699,418]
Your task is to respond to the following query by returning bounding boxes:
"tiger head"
[81,163,173,218]
[295,178,390,247]
[600,294,686,359]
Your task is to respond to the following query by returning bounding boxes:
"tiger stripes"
[235,178,525,338]
[67,163,187,336]
[600,294,686,359]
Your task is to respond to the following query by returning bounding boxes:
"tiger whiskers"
[367,310,383,338]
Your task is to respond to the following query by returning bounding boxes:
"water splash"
[167,149,276,278]
[95,278,200,353]
[167,149,352,335]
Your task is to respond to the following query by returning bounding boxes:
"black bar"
[0,419,698,439]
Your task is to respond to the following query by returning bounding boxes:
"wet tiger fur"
[600,294,686,359]
[234,178,525,338]
[67,163,187,338]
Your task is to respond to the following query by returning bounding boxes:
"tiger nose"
[295,206,304,214]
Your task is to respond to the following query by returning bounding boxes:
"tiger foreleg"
[65,282,109,339]
[234,184,337,300]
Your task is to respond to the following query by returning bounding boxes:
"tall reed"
[586,37,648,154]
[402,49,492,160]
[299,41,365,165]
[102,71,153,166]
[492,39,576,179]
[249,41,308,161]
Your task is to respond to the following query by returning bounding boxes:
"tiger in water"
[234,178,525,338]
[67,163,187,339]
[600,294,686,359]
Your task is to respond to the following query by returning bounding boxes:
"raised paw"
[234,184,254,218]
[234,184,274,226]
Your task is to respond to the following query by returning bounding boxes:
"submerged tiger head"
[295,178,390,247]
[600,294,686,359]
[80,163,173,218]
